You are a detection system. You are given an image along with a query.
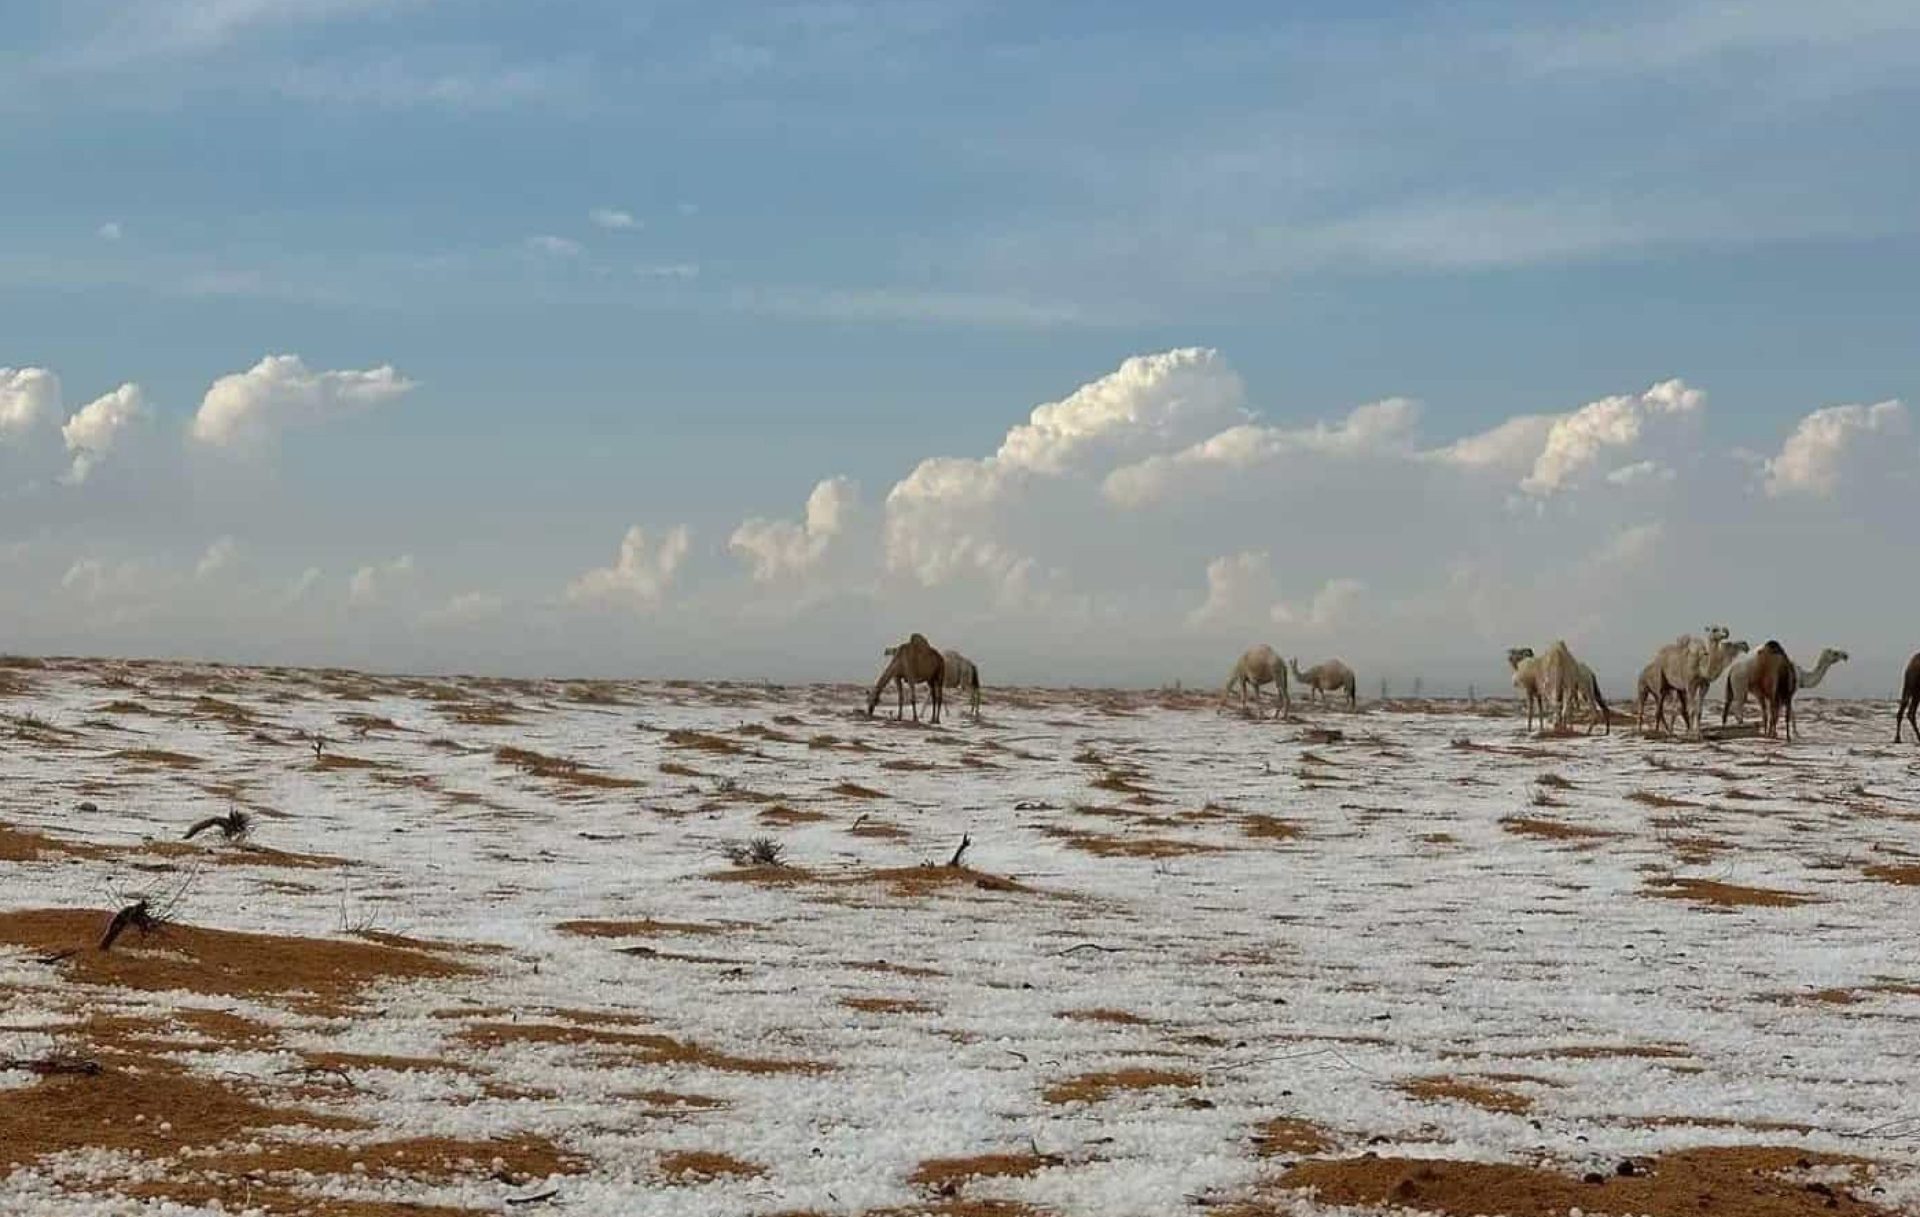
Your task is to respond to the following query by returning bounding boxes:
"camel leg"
[1907,698,1919,744]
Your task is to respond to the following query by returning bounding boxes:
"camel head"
[1704,624,1730,645]
[1818,648,1850,666]
[1727,639,1751,656]
[1506,647,1534,670]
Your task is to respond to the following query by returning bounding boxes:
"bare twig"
[1051,942,1122,956]
[946,833,972,868]
[184,808,251,842]
[504,1188,560,1206]
[99,900,158,951]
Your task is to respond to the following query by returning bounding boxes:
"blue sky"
[2,1,1918,686]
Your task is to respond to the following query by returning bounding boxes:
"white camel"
[1556,649,1612,735]
[941,649,983,719]
[1288,657,1357,711]
[1513,642,1609,734]
[1224,644,1290,719]
[1723,647,1847,726]
[1508,647,1547,732]
[1642,627,1746,737]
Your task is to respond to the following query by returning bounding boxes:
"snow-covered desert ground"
[4,654,1920,1216]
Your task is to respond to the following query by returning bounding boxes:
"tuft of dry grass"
[1398,1075,1534,1114]
[1645,877,1817,908]
[0,908,472,1016]
[1042,826,1215,859]
[658,1150,766,1182]
[666,729,745,754]
[113,747,204,768]
[1863,863,1920,886]
[1043,1067,1198,1104]
[1251,1116,1334,1157]
[908,1152,1060,1187]
[1499,817,1616,843]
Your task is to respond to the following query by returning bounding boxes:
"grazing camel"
[1897,652,1920,743]
[1723,647,1847,726]
[1223,645,1290,720]
[1748,640,1797,741]
[867,634,945,724]
[941,650,982,719]
[1508,647,1547,732]
[1555,650,1612,735]
[1516,642,1610,734]
[1288,657,1357,711]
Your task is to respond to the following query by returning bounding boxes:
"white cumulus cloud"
[1519,378,1704,496]
[1105,397,1421,508]
[1763,399,1908,498]
[567,525,691,608]
[60,383,149,483]
[885,348,1243,588]
[730,477,857,582]
[527,234,583,257]
[191,354,415,451]
[1,367,60,438]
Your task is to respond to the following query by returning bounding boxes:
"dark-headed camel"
[1748,640,1797,741]
[868,634,945,724]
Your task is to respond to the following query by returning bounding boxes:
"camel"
[1288,657,1357,711]
[1748,640,1797,741]
[867,633,945,724]
[1723,647,1847,726]
[1896,652,1920,743]
[1508,647,1547,732]
[1514,642,1609,734]
[1554,649,1611,735]
[1551,648,1612,733]
[1223,645,1290,720]
[1642,627,1744,738]
[941,650,982,719]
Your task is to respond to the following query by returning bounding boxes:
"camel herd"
[1505,628,1855,743]
[864,627,1920,746]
